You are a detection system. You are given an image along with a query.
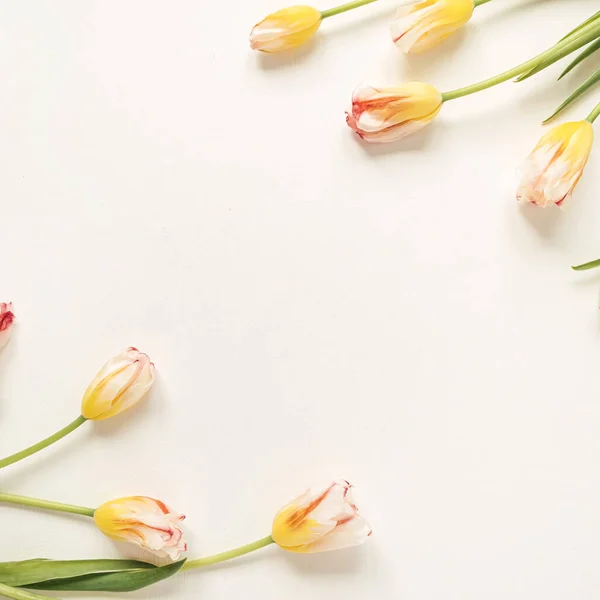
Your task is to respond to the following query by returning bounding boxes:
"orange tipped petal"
[94,496,187,560]
[347,82,442,143]
[272,480,371,553]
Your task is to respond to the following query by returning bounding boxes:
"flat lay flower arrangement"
[0,311,371,600]
[250,0,600,225]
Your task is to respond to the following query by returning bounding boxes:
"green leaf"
[516,14,600,82]
[0,559,150,587]
[558,38,600,80]
[544,67,600,122]
[24,560,186,593]
[558,10,600,43]
[572,258,600,271]
[0,582,61,600]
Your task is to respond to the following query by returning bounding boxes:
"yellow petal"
[250,6,322,53]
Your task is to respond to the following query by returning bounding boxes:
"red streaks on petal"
[286,483,336,529]
[0,304,15,332]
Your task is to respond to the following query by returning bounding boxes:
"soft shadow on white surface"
[350,126,439,157]
[518,203,565,239]
[282,544,369,576]
[255,40,321,71]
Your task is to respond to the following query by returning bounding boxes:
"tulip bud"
[391,0,474,54]
[94,496,187,560]
[0,303,14,353]
[347,81,442,143]
[272,480,371,553]
[81,347,155,421]
[250,5,322,53]
[517,121,594,208]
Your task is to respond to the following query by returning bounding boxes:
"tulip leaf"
[572,258,600,271]
[558,38,600,80]
[0,582,61,600]
[0,559,150,587]
[558,10,600,43]
[544,67,600,123]
[516,14,600,82]
[24,560,186,593]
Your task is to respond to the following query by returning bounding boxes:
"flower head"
[0,303,14,353]
[517,121,594,208]
[272,480,371,553]
[347,81,442,143]
[94,496,187,560]
[81,347,155,421]
[250,5,322,53]
[391,0,474,53]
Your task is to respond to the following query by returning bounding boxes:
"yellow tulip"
[346,81,442,143]
[517,121,594,208]
[391,0,474,53]
[81,347,155,420]
[272,480,371,553]
[94,496,187,560]
[250,5,322,53]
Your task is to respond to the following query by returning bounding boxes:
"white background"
[1,0,600,598]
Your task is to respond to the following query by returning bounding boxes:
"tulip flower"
[0,302,15,353]
[0,491,186,561]
[94,496,187,560]
[0,347,155,470]
[391,0,475,54]
[81,347,155,420]
[360,13,600,144]
[347,82,443,143]
[271,479,371,553]
[250,6,322,53]
[250,0,387,54]
[517,121,594,208]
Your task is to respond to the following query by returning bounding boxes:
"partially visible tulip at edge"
[0,303,15,353]
[81,347,155,421]
[94,496,187,560]
[517,121,594,208]
[347,82,443,143]
[391,0,474,53]
[250,5,322,53]
[272,479,371,553]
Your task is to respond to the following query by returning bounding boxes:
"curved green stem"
[321,0,377,20]
[474,0,493,6]
[442,20,600,101]
[0,416,87,470]
[181,536,275,570]
[0,492,95,517]
[587,100,600,123]
[0,582,62,600]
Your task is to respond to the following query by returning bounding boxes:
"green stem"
[0,583,62,600]
[0,492,95,517]
[321,0,377,20]
[181,536,275,570]
[0,416,87,470]
[586,100,600,123]
[442,20,600,101]
[572,258,600,271]
[474,0,493,6]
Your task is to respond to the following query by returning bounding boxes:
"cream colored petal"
[302,515,372,553]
